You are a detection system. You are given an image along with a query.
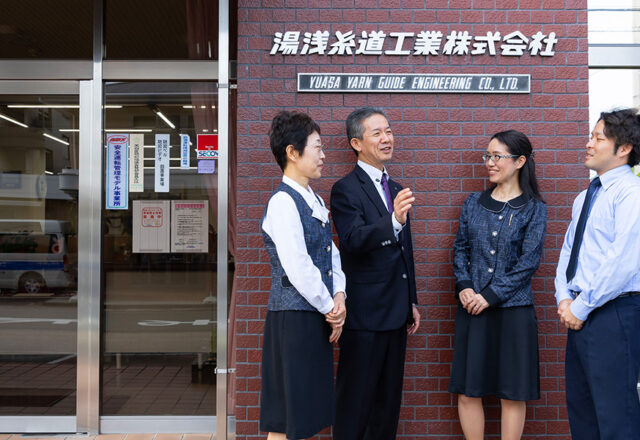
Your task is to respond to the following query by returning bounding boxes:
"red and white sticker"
[141,207,163,227]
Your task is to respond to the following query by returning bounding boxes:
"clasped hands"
[557,298,584,331]
[459,288,489,315]
[325,291,346,343]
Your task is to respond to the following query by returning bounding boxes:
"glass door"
[0,84,80,432]
[100,81,228,432]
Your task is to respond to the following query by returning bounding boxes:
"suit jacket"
[330,165,418,331]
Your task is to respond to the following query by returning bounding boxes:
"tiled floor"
[0,435,216,440]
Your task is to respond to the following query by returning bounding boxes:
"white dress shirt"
[555,165,640,320]
[356,160,404,238]
[262,175,346,315]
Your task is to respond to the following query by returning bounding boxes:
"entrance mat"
[0,388,72,407]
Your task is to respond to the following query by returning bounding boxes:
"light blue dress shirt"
[555,164,640,320]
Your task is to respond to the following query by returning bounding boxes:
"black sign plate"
[297,73,530,94]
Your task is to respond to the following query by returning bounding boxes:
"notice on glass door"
[133,200,170,253]
[155,134,170,192]
[171,200,208,253]
[106,133,129,210]
[129,133,144,192]
[180,134,191,169]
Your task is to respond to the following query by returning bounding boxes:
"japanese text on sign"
[271,30,557,57]
[106,134,129,210]
[155,134,170,193]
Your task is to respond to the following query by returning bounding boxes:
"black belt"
[569,290,639,299]
[618,291,640,298]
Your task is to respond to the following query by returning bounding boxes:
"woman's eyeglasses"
[481,153,520,163]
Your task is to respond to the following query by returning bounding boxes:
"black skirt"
[449,304,540,401]
[260,310,334,439]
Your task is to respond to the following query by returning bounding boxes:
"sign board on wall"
[271,30,557,57]
[298,73,530,94]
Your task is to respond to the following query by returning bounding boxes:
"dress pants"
[565,294,640,440]
[334,327,407,440]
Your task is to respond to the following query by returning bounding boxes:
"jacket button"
[326,245,331,252]
[402,273,407,279]
[488,268,494,273]
[492,231,498,237]
[328,270,332,276]
[321,222,326,228]
[498,215,503,220]
[490,249,496,255]
[401,246,405,251]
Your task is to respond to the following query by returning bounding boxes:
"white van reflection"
[0,220,76,294]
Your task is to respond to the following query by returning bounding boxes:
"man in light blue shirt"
[555,108,640,440]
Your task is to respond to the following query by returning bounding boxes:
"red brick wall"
[235,1,588,438]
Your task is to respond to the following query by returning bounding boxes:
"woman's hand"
[326,292,346,343]
[464,293,489,315]
[325,292,346,328]
[459,288,476,308]
[329,324,343,343]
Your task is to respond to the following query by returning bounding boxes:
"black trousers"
[565,294,640,440]
[334,327,407,440]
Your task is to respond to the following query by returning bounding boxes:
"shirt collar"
[479,188,531,212]
[357,160,388,183]
[282,175,321,208]
[598,164,633,190]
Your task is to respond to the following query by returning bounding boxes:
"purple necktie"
[381,173,394,214]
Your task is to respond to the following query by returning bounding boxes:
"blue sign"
[106,134,129,210]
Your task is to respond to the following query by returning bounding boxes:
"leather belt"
[569,290,639,299]
[618,291,640,298]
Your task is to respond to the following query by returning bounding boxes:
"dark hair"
[599,108,640,167]
[269,111,320,171]
[490,130,543,202]
[345,107,389,156]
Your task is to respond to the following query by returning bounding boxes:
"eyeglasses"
[307,144,326,152]
[481,153,520,163]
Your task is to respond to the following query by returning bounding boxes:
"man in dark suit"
[331,107,420,440]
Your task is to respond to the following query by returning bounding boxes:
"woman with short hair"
[259,111,346,440]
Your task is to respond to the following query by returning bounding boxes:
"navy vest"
[262,182,334,312]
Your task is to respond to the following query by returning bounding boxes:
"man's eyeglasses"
[481,153,520,163]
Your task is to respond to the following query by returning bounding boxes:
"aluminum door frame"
[0,80,81,433]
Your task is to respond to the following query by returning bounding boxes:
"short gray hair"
[345,107,389,149]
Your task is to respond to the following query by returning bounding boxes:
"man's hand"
[326,292,346,328]
[559,300,584,331]
[465,293,489,315]
[459,288,475,308]
[407,304,421,335]
[557,298,572,317]
[393,188,415,225]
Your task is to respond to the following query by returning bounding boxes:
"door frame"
[0,0,231,434]
[0,80,81,433]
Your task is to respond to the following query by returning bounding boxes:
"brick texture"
[236,1,588,438]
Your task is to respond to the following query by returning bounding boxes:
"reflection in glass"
[105,0,237,60]
[0,96,79,415]
[0,1,92,59]
[101,82,228,416]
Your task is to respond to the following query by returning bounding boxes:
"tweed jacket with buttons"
[262,182,334,312]
[453,189,547,308]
